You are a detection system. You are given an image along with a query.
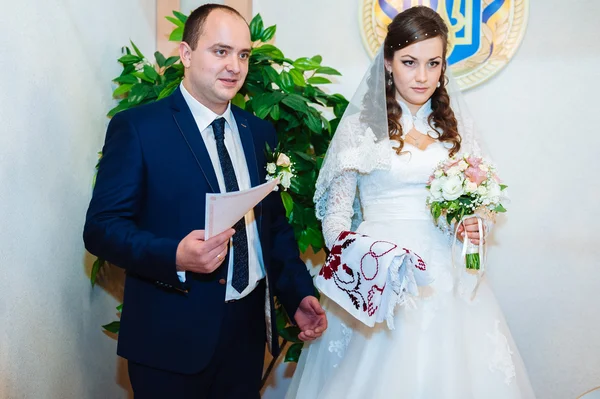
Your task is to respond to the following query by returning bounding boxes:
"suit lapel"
[170,88,220,193]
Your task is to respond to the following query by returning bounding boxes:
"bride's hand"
[457,217,485,245]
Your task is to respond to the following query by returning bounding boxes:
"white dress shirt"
[179,83,266,301]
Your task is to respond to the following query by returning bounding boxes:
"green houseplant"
[91,12,348,368]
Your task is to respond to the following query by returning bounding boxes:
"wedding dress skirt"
[286,142,536,399]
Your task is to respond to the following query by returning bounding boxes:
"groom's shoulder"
[232,105,274,131]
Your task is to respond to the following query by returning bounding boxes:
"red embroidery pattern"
[320,231,399,315]
[360,241,398,281]
[402,248,426,270]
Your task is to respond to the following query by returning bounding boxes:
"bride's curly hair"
[383,6,461,156]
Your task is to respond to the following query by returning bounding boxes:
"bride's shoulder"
[334,114,379,145]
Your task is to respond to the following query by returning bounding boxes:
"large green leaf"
[279,326,302,343]
[284,343,304,363]
[154,51,167,68]
[293,57,320,71]
[316,66,342,76]
[173,10,188,23]
[261,25,276,42]
[90,258,105,287]
[113,74,138,85]
[307,76,332,85]
[118,54,142,64]
[280,191,293,219]
[289,69,306,87]
[279,71,294,92]
[170,26,184,42]
[249,14,264,41]
[130,41,144,58]
[143,65,159,81]
[252,44,284,60]
[102,321,121,334]
[281,94,309,113]
[112,84,133,97]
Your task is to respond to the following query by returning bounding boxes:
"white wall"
[255,1,600,399]
[0,0,156,397]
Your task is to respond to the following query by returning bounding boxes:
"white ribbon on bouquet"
[451,214,486,301]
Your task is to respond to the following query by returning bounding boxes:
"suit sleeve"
[83,112,183,288]
[263,123,315,321]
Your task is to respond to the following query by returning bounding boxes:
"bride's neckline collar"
[395,95,432,120]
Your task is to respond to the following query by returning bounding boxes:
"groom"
[83,4,326,398]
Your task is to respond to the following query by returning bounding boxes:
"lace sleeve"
[322,171,359,249]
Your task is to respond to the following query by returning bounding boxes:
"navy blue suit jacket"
[83,87,314,374]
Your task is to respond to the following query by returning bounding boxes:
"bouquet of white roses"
[426,154,508,270]
[264,143,295,192]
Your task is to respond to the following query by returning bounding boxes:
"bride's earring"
[437,81,441,88]
[388,72,393,86]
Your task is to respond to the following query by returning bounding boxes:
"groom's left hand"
[295,296,327,341]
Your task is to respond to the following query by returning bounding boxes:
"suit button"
[218,279,226,285]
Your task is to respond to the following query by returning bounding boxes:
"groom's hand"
[176,229,234,274]
[295,296,327,341]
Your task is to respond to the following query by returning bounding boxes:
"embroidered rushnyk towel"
[315,231,433,329]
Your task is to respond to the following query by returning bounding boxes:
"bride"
[286,6,536,399]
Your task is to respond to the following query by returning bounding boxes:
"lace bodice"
[322,141,450,248]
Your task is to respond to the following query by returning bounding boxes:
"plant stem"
[260,339,287,390]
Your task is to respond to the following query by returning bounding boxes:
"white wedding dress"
[286,101,536,399]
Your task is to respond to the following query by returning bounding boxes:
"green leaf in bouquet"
[494,204,507,213]
[500,184,508,191]
[280,191,294,219]
[116,303,123,312]
[102,321,121,334]
[284,342,304,363]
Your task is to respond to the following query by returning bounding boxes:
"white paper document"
[204,179,278,240]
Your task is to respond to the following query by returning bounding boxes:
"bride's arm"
[322,171,358,249]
